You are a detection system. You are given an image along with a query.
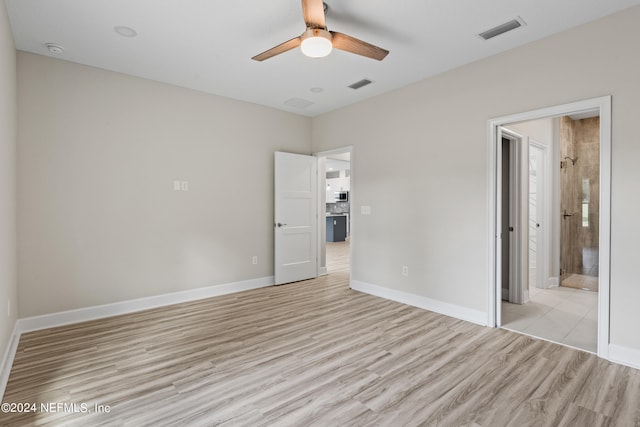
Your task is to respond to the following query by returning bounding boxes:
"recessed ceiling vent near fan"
[478,17,525,40]
[284,98,314,109]
[348,79,373,90]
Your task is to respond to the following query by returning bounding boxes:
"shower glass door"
[559,116,600,292]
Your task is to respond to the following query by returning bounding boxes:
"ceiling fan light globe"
[300,29,333,58]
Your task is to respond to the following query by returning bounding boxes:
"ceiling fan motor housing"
[300,28,333,57]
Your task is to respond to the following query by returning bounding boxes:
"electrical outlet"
[252,256,258,265]
[181,181,189,191]
[361,206,371,215]
[402,266,409,276]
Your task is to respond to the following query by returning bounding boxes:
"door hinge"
[508,226,514,232]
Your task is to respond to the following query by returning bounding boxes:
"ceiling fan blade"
[329,31,389,61]
[301,0,326,29]
[252,37,302,61]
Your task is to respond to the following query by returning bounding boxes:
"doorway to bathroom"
[488,96,611,358]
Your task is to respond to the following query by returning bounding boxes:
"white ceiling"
[6,0,640,117]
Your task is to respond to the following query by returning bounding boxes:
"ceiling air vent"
[348,79,373,90]
[478,17,525,40]
[283,97,314,109]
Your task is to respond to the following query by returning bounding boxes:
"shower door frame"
[487,96,611,359]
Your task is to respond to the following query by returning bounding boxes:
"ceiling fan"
[252,0,389,61]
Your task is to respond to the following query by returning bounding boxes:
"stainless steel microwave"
[335,191,348,202]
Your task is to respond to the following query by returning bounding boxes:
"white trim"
[488,95,612,360]
[315,155,328,274]
[597,97,612,359]
[609,344,640,370]
[0,324,20,400]
[17,276,273,334]
[351,280,487,326]
[488,125,500,325]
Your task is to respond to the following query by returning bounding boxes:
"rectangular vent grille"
[478,18,524,40]
[348,79,373,90]
[283,97,314,109]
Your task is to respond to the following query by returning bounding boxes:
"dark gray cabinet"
[326,215,346,242]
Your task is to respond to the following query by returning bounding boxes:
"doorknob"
[276,222,287,228]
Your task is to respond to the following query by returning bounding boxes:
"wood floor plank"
[2,241,640,426]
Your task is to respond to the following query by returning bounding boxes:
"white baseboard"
[609,344,640,370]
[1,275,274,400]
[351,280,487,326]
[17,276,274,334]
[0,324,20,400]
[319,267,328,276]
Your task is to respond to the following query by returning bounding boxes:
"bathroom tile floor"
[501,285,598,353]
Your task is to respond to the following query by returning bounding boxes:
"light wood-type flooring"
[3,242,640,426]
[326,240,350,274]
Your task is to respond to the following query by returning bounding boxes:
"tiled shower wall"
[559,116,600,282]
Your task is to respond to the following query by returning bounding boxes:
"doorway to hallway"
[315,147,352,282]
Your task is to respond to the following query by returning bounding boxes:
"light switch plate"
[173,180,181,191]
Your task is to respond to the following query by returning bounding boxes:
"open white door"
[274,152,318,285]
[502,129,526,305]
[529,141,547,291]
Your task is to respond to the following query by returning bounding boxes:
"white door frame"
[487,96,611,359]
[313,146,353,281]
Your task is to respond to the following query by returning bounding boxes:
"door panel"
[274,152,318,285]
[501,137,510,301]
[501,130,525,305]
[529,143,546,290]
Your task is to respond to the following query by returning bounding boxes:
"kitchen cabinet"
[326,215,347,242]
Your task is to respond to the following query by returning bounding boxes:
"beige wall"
[17,53,312,317]
[312,7,640,351]
[0,2,17,363]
